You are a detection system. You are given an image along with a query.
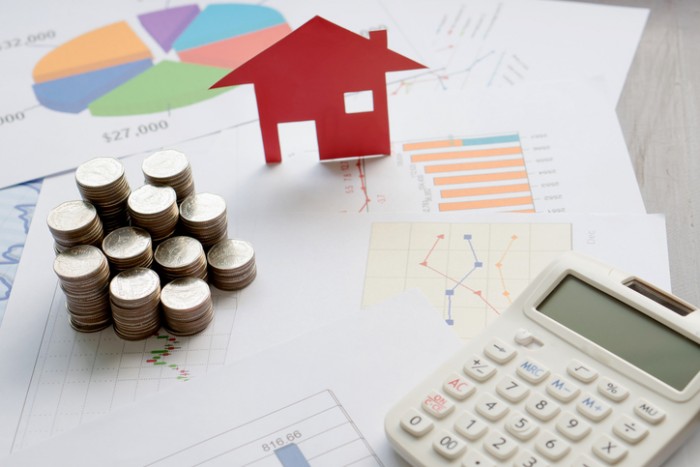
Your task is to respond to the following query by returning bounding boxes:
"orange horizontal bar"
[438,196,533,212]
[403,139,462,151]
[425,158,525,174]
[441,183,531,199]
[411,146,521,163]
[511,208,536,213]
[434,170,528,186]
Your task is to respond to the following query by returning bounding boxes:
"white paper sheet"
[0,146,669,453]
[0,289,462,466]
[0,0,647,188]
[219,81,646,216]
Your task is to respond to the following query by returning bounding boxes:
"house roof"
[211,15,425,89]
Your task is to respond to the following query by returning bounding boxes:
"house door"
[277,120,319,161]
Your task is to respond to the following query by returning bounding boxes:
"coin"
[53,245,112,332]
[179,193,228,248]
[102,226,153,273]
[127,185,178,242]
[153,236,208,283]
[109,268,162,340]
[75,157,124,188]
[160,277,213,336]
[207,239,257,291]
[75,157,131,232]
[47,200,104,251]
[142,149,195,203]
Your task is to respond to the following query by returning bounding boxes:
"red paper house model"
[211,16,425,163]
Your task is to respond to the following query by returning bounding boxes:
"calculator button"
[555,411,591,441]
[597,377,629,402]
[567,360,598,383]
[545,373,580,402]
[534,430,570,461]
[432,429,467,460]
[525,393,560,421]
[496,376,529,402]
[399,408,434,437]
[612,415,649,444]
[513,449,547,467]
[592,434,628,464]
[576,393,611,422]
[464,355,497,382]
[443,372,476,400]
[483,338,516,364]
[514,328,535,346]
[634,398,666,425]
[475,393,510,421]
[483,429,518,460]
[461,449,495,467]
[454,410,489,440]
[516,358,550,384]
[421,391,455,419]
[571,454,604,467]
[504,411,539,441]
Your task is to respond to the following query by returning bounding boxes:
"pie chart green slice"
[88,60,231,116]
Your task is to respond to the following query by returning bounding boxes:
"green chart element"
[88,60,231,116]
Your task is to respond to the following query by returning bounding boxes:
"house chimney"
[369,29,387,48]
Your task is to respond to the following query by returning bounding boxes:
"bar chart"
[146,390,381,466]
[401,133,534,213]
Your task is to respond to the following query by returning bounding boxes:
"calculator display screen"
[537,275,700,391]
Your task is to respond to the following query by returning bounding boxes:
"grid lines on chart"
[362,222,571,339]
[12,283,238,451]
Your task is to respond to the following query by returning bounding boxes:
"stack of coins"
[207,239,257,291]
[127,184,178,243]
[53,245,111,332]
[109,268,162,340]
[153,236,208,283]
[47,200,104,254]
[102,226,153,274]
[160,277,213,336]
[179,193,228,249]
[142,149,195,203]
[75,157,131,232]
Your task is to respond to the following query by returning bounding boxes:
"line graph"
[362,222,571,339]
[11,284,238,451]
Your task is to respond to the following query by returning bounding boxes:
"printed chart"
[388,2,531,94]
[11,284,238,451]
[146,390,382,467]
[401,133,533,213]
[362,222,572,339]
[31,3,291,115]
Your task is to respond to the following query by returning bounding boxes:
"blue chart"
[147,390,381,466]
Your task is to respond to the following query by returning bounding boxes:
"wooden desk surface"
[576,0,700,305]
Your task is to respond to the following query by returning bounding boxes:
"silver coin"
[47,200,98,234]
[75,157,125,188]
[207,239,254,270]
[154,236,203,269]
[102,227,152,260]
[53,245,108,280]
[179,193,226,223]
[110,268,160,303]
[142,149,190,180]
[128,184,177,216]
[160,277,211,311]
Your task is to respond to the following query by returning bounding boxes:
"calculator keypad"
[396,337,667,465]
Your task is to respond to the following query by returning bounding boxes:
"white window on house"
[344,90,374,113]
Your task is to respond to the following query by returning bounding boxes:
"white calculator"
[385,251,700,466]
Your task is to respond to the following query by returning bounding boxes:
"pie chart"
[31,3,291,116]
